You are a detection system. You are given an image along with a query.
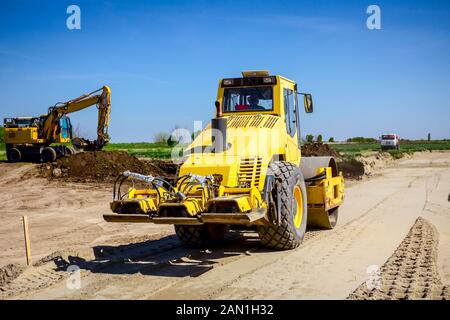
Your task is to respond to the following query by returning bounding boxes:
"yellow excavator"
[3,86,111,162]
[104,71,344,250]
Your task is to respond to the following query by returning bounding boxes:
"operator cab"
[221,71,275,113]
[210,71,315,160]
[219,70,313,116]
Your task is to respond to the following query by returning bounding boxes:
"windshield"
[223,86,273,112]
[4,118,40,128]
[16,119,33,126]
[381,135,396,140]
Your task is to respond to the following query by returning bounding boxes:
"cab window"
[223,86,273,112]
[284,89,296,137]
[60,117,71,139]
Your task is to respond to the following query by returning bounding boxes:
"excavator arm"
[42,86,111,150]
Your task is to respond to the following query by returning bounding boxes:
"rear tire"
[174,224,227,247]
[41,147,57,163]
[257,161,308,250]
[7,148,22,162]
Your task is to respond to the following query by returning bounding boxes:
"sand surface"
[0,152,449,299]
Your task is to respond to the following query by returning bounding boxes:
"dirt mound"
[337,158,365,179]
[337,152,404,180]
[40,151,178,183]
[300,143,366,179]
[301,143,341,158]
[348,217,449,300]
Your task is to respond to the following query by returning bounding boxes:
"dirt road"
[0,152,449,299]
[0,162,173,267]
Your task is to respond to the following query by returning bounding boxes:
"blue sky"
[0,0,449,142]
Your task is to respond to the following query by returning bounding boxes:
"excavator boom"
[43,86,111,150]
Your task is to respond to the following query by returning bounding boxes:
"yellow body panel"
[178,75,302,192]
[306,167,344,228]
[110,188,161,214]
[4,127,43,144]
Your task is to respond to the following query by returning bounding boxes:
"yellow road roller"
[104,71,344,250]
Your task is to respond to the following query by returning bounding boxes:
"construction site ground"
[0,151,449,299]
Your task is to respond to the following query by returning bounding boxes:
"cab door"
[283,88,300,163]
[59,117,72,142]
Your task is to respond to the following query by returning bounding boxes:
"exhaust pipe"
[211,101,227,153]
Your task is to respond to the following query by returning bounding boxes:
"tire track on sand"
[348,217,449,300]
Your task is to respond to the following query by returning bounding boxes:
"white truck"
[380,133,400,151]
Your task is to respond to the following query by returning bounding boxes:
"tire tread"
[258,161,306,250]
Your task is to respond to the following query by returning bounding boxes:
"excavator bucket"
[72,137,105,151]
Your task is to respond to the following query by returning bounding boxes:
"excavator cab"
[47,116,73,143]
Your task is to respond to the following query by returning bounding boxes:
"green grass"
[104,142,168,150]
[332,143,380,155]
[2,139,449,162]
[111,140,450,160]
[104,142,174,159]
[129,149,173,159]
[0,141,177,161]
[0,141,4,161]
[332,140,450,156]
[398,141,450,152]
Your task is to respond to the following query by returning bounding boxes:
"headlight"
[263,77,275,84]
[222,79,234,86]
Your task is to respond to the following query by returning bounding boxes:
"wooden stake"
[22,216,32,266]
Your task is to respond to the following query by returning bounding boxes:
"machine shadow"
[61,232,265,278]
